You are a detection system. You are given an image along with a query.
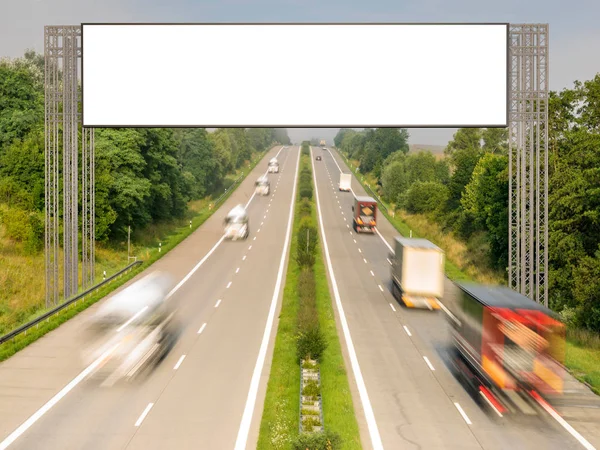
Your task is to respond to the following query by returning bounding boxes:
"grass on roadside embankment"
[257,146,361,449]
[0,150,269,362]
[333,147,600,397]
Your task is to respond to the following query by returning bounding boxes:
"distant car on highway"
[316,156,322,161]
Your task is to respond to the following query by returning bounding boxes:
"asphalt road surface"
[0,145,300,450]
[311,145,600,450]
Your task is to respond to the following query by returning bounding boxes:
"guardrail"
[0,260,143,345]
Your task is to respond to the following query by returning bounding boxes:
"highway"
[0,145,299,450]
[0,141,599,450]
[310,145,600,450]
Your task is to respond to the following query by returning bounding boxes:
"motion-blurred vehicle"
[390,237,444,310]
[351,195,377,233]
[316,156,322,161]
[339,173,352,192]
[268,157,279,173]
[255,176,270,196]
[319,139,326,146]
[224,204,249,240]
[81,271,179,386]
[449,283,567,416]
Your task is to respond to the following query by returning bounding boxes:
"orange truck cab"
[450,283,566,416]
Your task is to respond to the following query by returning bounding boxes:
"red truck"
[352,195,377,233]
[449,283,566,417]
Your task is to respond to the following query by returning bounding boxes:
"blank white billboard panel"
[82,24,508,127]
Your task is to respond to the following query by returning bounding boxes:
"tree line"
[335,73,600,332]
[0,51,291,251]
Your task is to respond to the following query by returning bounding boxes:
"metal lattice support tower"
[44,28,60,307]
[62,27,79,299]
[44,25,95,305]
[508,24,549,306]
[82,127,96,289]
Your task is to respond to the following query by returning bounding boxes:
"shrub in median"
[297,325,327,362]
[296,222,319,268]
[292,429,342,450]
[299,184,313,201]
[299,198,313,218]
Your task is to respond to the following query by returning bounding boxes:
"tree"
[0,54,44,151]
[404,151,438,184]
[461,153,509,269]
[482,128,508,155]
[381,161,408,203]
[404,181,450,214]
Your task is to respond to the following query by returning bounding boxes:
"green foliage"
[299,198,313,218]
[302,380,320,397]
[404,181,449,214]
[381,161,408,203]
[297,223,319,268]
[297,325,328,362]
[292,430,342,450]
[302,142,311,156]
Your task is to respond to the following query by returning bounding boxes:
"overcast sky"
[1,0,598,146]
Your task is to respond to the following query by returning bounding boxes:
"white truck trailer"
[390,237,444,310]
[339,173,352,192]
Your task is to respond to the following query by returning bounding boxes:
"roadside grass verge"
[0,149,270,362]
[257,146,361,449]
[332,147,600,396]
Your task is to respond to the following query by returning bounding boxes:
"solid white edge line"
[375,228,394,253]
[479,391,504,417]
[215,299,222,308]
[403,325,412,336]
[198,323,207,334]
[173,355,186,370]
[389,303,396,312]
[117,305,149,332]
[0,343,121,450]
[135,403,154,427]
[165,236,225,300]
[309,146,384,450]
[437,300,461,326]
[423,356,435,371]
[234,146,301,450]
[454,402,472,425]
[533,394,597,450]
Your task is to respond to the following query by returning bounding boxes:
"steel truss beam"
[44,25,95,306]
[508,24,549,306]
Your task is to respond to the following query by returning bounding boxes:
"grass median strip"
[0,149,270,363]
[258,144,361,449]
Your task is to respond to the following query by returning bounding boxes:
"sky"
[1,0,599,146]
